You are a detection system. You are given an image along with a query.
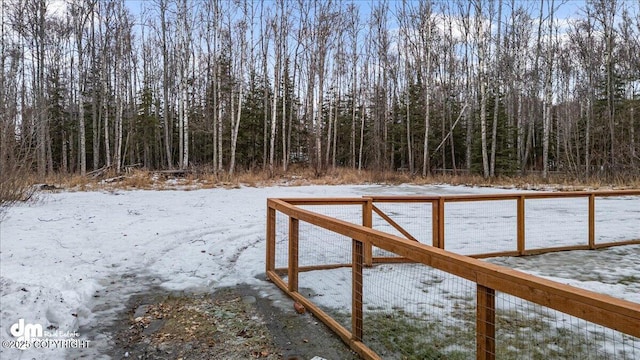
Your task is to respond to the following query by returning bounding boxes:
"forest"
[1,0,639,180]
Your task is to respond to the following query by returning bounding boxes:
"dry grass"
[0,164,38,219]
[14,166,640,194]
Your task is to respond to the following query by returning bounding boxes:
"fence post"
[589,194,595,249]
[517,196,525,255]
[432,200,439,247]
[352,239,364,342]
[477,284,496,360]
[288,217,299,293]
[363,198,373,266]
[266,206,276,273]
[437,198,445,249]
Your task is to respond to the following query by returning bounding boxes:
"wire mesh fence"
[371,202,431,258]
[299,267,353,331]
[444,199,517,255]
[362,263,477,359]
[275,203,362,270]
[364,192,640,257]
[359,263,640,359]
[491,294,640,360]
[266,191,640,360]
[595,195,640,244]
[274,210,289,270]
[371,202,432,243]
[524,197,589,250]
[299,204,363,223]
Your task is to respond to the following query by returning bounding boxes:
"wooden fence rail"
[369,190,640,259]
[266,190,640,360]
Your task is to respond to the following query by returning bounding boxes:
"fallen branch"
[102,176,125,183]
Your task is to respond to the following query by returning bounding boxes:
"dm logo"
[10,319,43,349]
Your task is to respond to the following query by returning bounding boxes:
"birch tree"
[228,1,249,175]
[346,2,361,169]
[472,0,490,178]
[490,0,503,177]
[176,0,192,169]
[542,0,554,179]
[420,1,434,176]
[158,0,173,168]
[268,1,283,174]
[71,1,91,175]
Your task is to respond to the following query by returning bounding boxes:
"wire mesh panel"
[299,204,363,224]
[445,200,517,255]
[298,267,353,331]
[296,204,361,267]
[595,195,640,244]
[274,211,290,269]
[371,202,432,258]
[493,293,640,359]
[356,262,640,360]
[361,263,477,359]
[525,197,589,250]
[370,202,432,243]
[274,214,355,331]
[276,204,361,270]
[297,221,352,267]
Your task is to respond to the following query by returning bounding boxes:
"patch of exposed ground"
[114,289,279,359]
[76,284,359,360]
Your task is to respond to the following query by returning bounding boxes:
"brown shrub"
[15,166,639,194]
[0,164,37,219]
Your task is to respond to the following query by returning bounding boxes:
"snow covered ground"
[0,184,638,359]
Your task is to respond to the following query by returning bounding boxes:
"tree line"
[1,0,638,180]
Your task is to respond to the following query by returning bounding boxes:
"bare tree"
[592,0,620,173]
[228,0,249,175]
[471,0,490,178]
[175,0,192,170]
[90,0,100,170]
[70,0,91,175]
[542,0,555,178]
[0,0,9,176]
[620,5,639,163]
[490,0,503,177]
[419,1,434,176]
[3,0,639,180]
[260,0,270,170]
[268,0,283,174]
[158,0,173,169]
[20,0,50,177]
[456,0,474,172]
[345,3,361,169]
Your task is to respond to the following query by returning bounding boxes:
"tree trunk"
[36,0,47,178]
[160,0,172,169]
[542,0,554,179]
[332,86,339,169]
[421,3,432,176]
[269,13,281,174]
[490,0,503,177]
[359,102,365,171]
[477,2,489,178]
[91,3,99,170]
[76,3,87,176]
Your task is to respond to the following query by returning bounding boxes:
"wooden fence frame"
[266,190,640,360]
[366,190,640,260]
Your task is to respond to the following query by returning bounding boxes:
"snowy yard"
[1,184,638,359]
